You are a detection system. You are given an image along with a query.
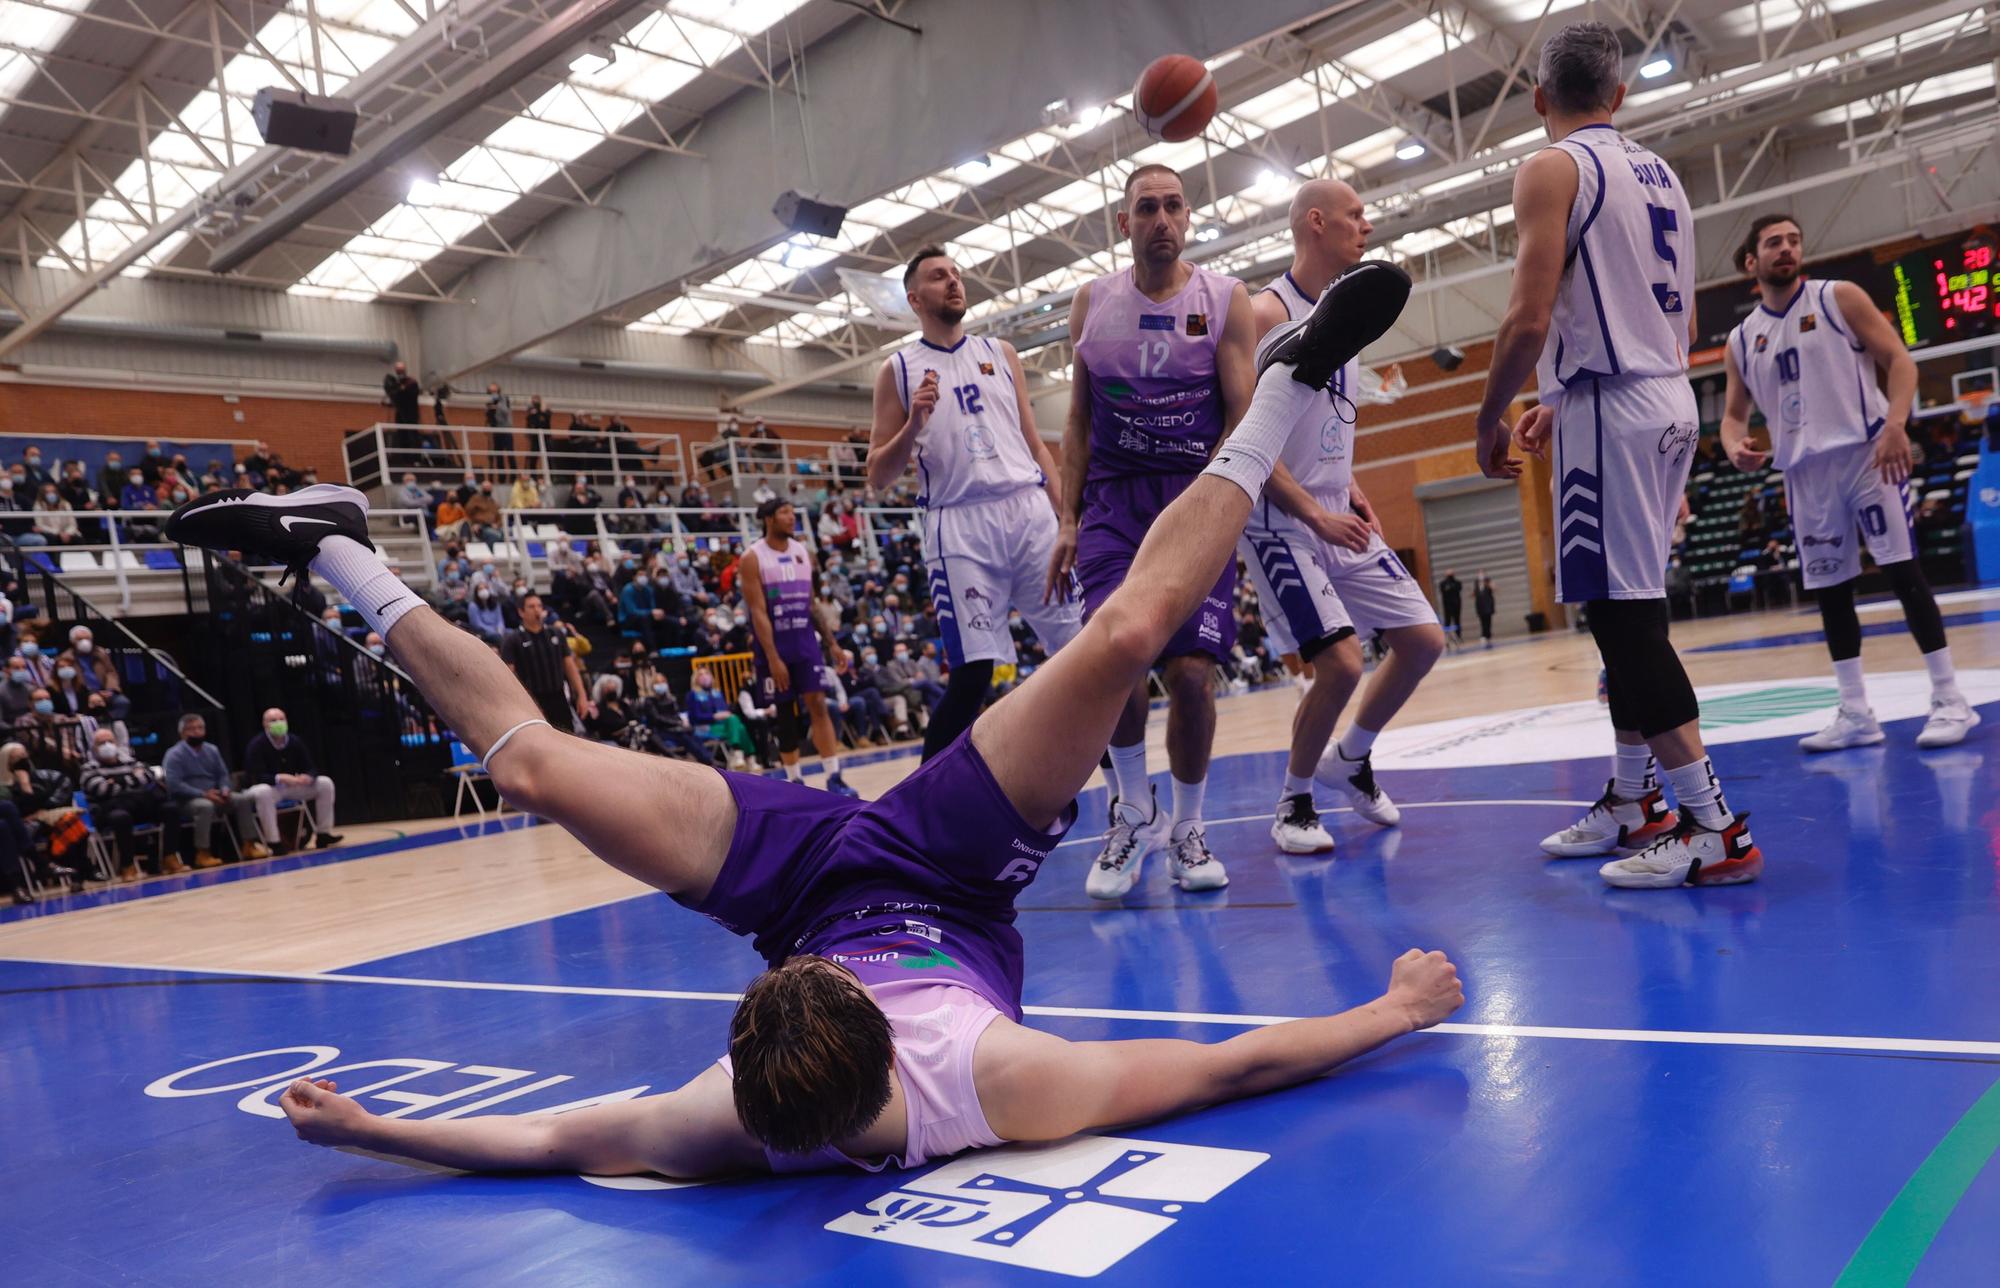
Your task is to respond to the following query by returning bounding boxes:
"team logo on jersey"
[1754,334,1770,353]
[1808,557,1844,577]
[978,361,996,375]
[1185,312,1209,336]
[827,1135,1268,1276]
[1139,314,1176,331]
[1319,413,1348,457]
[966,425,999,461]
[1800,314,1817,333]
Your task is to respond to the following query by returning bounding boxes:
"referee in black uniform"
[500,593,590,732]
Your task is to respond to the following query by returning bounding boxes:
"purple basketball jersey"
[1075,264,1238,484]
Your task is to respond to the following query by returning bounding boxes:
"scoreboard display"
[1890,233,1999,347]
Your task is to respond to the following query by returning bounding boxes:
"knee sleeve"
[775,701,807,754]
[1298,624,1356,665]
[1884,559,1947,653]
[1816,581,1861,661]
[1587,598,1698,738]
[923,660,993,761]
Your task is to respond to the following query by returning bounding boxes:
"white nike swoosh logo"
[279,515,336,531]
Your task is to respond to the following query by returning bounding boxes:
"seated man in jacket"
[58,625,131,723]
[242,708,342,854]
[163,713,267,867]
[81,728,183,879]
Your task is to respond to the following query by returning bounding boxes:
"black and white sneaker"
[166,484,373,583]
[1271,793,1334,854]
[1255,260,1413,390]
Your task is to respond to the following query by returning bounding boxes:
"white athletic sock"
[784,760,803,782]
[1923,645,1963,702]
[1109,743,1150,812]
[1200,363,1320,502]
[1281,771,1314,802]
[823,755,841,777]
[1170,774,1206,840]
[311,536,423,639]
[1832,657,1870,711]
[1613,742,1655,800]
[1662,756,1733,830]
[1335,724,1380,762]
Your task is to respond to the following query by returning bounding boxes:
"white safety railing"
[18,503,927,612]
[343,423,689,494]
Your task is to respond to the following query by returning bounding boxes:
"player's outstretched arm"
[976,950,1464,1141]
[278,1063,766,1180]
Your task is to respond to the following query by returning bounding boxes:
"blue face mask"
[652,682,669,696]
[32,699,53,714]
[20,643,38,657]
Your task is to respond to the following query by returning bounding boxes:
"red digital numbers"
[1967,244,1995,272]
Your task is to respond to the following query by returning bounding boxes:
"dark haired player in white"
[1724,213,1977,750]
[869,247,1080,762]
[1484,22,1762,888]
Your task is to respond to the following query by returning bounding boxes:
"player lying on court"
[168,261,1465,1181]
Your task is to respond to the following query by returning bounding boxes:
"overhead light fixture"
[955,153,992,178]
[1395,140,1427,161]
[1041,97,1071,126]
[407,178,441,207]
[1639,56,1673,79]
[1075,103,1105,129]
[1194,225,1222,243]
[569,36,615,75]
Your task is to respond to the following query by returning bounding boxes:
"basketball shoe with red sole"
[1599,814,1764,889]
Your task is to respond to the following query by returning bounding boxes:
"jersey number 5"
[1648,206,1682,314]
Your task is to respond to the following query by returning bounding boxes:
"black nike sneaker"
[165,484,374,584]
[1256,260,1413,390]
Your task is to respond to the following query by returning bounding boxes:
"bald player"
[1055,164,1257,898]
[1238,180,1446,855]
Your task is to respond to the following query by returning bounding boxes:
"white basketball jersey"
[1728,278,1888,471]
[1535,125,1697,402]
[891,335,1042,509]
[1264,271,1360,510]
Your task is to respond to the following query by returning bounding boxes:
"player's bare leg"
[1272,638,1361,854]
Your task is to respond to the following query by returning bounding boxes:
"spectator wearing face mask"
[48,658,91,716]
[81,728,181,879]
[884,642,942,720]
[434,490,469,542]
[164,713,268,866]
[850,647,912,740]
[14,629,55,688]
[819,653,882,749]
[465,582,509,643]
[19,446,52,491]
[464,481,504,542]
[31,485,81,545]
[617,568,671,652]
[243,708,342,853]
[394,472,431,514]
[631,673,716,766]
[0,656,36,720]
[684,667,753,769]
[0,476,42,547]
[96,452,128,505]
[14,686,84,774]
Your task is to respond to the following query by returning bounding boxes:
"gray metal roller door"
[1420,481,1534,639]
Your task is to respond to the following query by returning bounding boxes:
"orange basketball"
[1133,54,1217,143]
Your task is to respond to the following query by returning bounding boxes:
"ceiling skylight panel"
[0,0,88,115]
[1341,19,1454,82]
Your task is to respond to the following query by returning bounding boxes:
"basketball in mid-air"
[1132,54,1217,142]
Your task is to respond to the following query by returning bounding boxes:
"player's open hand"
[1511,404,1555,460]
[1727,438,1770,473]
[281,1077,368,1147]
[1045,525,1078,604]
[1385,948,1464,1031]
[1872,424,1912,485]
[909,370,941,428]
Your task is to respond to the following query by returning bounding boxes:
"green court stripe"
[1834,1076,2000,1287]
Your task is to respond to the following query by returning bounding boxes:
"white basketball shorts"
[1238,495,1435,657]
[1552,374,1700,603]
[923,486,1082,666]
[1783,438,1915,590]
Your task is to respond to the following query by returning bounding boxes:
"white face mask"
[94,743,121,763]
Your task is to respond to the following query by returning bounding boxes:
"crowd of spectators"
[0,438,319,550]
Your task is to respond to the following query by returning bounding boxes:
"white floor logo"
[826,1135,1266,1277]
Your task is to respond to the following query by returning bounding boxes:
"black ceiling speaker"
[774,190,847,239]
[1431,344,1465,372]
[252,87,358,155]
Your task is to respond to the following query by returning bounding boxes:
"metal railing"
[692,436,871,487]
[344,422,688,494]
[8,537,230,764]
[180,553,453,825]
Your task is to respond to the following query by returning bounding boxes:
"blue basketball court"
[4,679,1997,1285]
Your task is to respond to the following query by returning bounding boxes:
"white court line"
[1052,798,1592,848]
[7,953,1999,1058]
